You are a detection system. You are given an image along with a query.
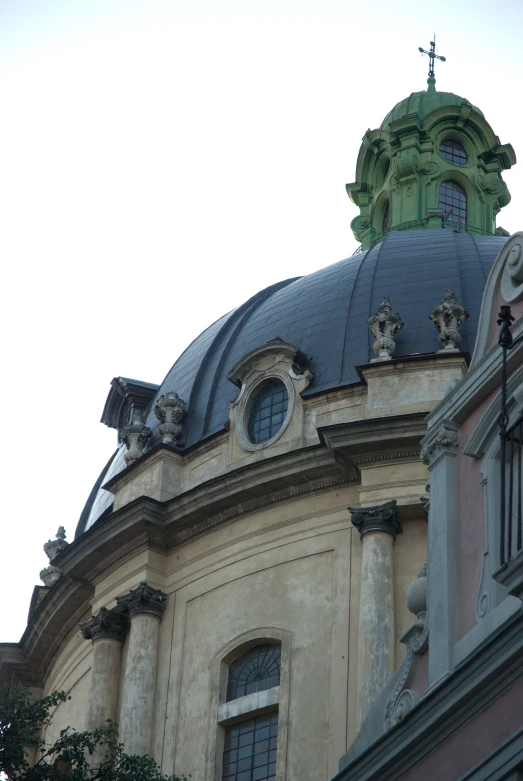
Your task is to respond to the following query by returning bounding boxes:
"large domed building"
[1,66,519,781]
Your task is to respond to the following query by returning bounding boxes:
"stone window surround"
[206,628,291,781]
[236,370,296,453]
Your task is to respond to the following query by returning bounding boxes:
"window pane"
[247,381,289,445]
[439,181,467,225]
[440,138,468,166]
[227,645,281,702]
[223,715,279,781]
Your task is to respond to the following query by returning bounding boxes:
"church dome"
[380,85,484,130]
[77,228,507,535]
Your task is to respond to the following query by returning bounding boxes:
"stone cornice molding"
[337,610,523,781]
[318,413,427,471]
[348,500,402,540]
[420,421,459,469]
[116,581,167,620]
[79,607,128,642]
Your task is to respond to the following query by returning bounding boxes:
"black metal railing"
[498,305,523,565]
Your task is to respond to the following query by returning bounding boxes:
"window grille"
[439,181,467,225]
[222,713,278,781]
[440,139,468,166]
[227,645,281,702]
[247,381,288,444]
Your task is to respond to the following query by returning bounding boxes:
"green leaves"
[0,686,187,781]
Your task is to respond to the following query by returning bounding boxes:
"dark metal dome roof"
[77,228,506,535]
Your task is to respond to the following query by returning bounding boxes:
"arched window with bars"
[221,644,281,781]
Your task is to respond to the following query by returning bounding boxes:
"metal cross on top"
[418,37,446,79]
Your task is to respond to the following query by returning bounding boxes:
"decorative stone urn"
[367,297,404,360]
[429,289,469,351]
[406,563,427,622]
[154,392,187,444]
[40,527,69,586]
[119,411,152,464]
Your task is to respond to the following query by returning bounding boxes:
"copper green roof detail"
[380,86,484,131]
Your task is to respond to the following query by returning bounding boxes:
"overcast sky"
[1,0,522,642]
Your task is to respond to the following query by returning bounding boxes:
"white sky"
[1,0,522,642]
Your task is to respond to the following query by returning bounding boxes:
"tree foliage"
[0,685,185,781]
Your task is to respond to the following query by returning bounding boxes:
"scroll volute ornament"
[367,297,404,360]
[119,411,152,465]
[154,392,187,444]
[429,289,469,351]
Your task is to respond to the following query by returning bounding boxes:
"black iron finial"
[418,35,446,79]
[498,305,515,349]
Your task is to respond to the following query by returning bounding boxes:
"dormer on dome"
[347,76,516,251]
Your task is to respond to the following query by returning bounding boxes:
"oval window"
[440,139,467,166]
[247,380,289,444]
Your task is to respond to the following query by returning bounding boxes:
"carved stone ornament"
[420,421,459,469]
[384,564,429,729]
[119,411,152,465]
[43,526,69,563]
[154,392,187,444]
[79,607,129,643]
[429,289,469,351]
[348,499,402,540]
[116,581,168,620]
[501,237,523,303]
[40,527,69,586]
[367,298,404,361]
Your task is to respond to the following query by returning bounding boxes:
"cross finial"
[418,35,446,89]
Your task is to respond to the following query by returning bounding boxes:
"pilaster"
[420,420,459,684]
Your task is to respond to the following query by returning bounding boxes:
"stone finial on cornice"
[407,563,427,622]
[119,412,152,465]
[429,289,469,352]
[348,499,402,540]
[367,298,404,361]
[40,527,69,586]
[79,607,129,643]
[154,392,187,444]
[116,581,168,620]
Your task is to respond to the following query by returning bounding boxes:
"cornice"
[335,610,523,781]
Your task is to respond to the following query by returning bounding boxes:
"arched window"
[221,645,281,781]
[440,139,467,166]
[247,381,288,444]
[382,202,390,233]
[227,644,281,701]
[439,181,467,225]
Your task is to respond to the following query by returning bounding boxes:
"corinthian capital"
[420,421,459,468]
[116,581,168,620]
[348,499,402,540]
[79,607,128,643]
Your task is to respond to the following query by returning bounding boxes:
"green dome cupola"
[347,44,516,251]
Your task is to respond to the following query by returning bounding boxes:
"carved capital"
[116,581,168,620]
[429,289,469,351]
[119,412,152,464]
[367,298,404,360]
[348,499,402,540]
[154,392,187,444]
[79,607,128,643]
[420,421,459,468]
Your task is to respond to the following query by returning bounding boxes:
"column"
[421,420,459,685]
[116,582,168,756]
[80,608,128,764]
[349,500,402,726]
